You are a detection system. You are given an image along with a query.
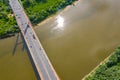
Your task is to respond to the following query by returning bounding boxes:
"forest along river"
[0,0,120,80]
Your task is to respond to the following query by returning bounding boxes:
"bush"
[0,0,76,38]
[85,47,120,80]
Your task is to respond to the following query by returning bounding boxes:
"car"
[33,34,36,39]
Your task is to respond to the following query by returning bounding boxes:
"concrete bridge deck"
[9,0,59,80]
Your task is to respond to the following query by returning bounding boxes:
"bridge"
[9,0,59,80]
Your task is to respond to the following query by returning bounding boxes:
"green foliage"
[23,0,30,7]
[23,0,75,25]
[0,0,75,38]
[85,47,120,80]
[0,1,19,39]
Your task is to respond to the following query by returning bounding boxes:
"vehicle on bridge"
[33,34,36,39]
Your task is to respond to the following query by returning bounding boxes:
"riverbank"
[0,1,19,39]
[23,0,77,25]
[36,0,80,27]
[1,0,120,79]
[0,0,76,39]
[83,46,120,80]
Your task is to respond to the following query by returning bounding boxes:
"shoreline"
[82,47,120,80]
[35,0,80,28]
[0,0,80,39]
[35,6,71,28]
[82,52,114,80]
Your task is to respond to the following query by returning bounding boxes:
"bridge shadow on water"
[12,33,41,80]
[12,33,24,55]
[25,45,41,80]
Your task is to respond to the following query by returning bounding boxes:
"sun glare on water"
[51,15,65,36]
[56,15,64,27]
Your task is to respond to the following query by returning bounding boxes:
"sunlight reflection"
[57,15,64,27]
[52,15,65,31]
[50,15,65,38]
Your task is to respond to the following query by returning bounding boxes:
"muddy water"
[0,0,120,80]
[0,35,36,80]
[35,0,120,80]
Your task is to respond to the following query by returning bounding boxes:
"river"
[0,0,120,80]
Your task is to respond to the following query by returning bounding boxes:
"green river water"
[0,0,120,80]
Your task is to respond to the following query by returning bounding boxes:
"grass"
[22,0,75,24]
[0,1,19,39]
[1,0,120,79]
[0,0,75,38]
[84,46,120,80]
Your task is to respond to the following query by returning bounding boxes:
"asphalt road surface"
[9,0,59,80]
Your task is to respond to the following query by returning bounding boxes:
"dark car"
[33,34,36,39]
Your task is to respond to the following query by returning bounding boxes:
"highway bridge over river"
[9,0,59,80]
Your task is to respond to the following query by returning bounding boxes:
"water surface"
[0,0,120,80]
[35,0,120,79]
[0,35,36,80]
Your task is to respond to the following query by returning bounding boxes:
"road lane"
[9,0,59,80]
